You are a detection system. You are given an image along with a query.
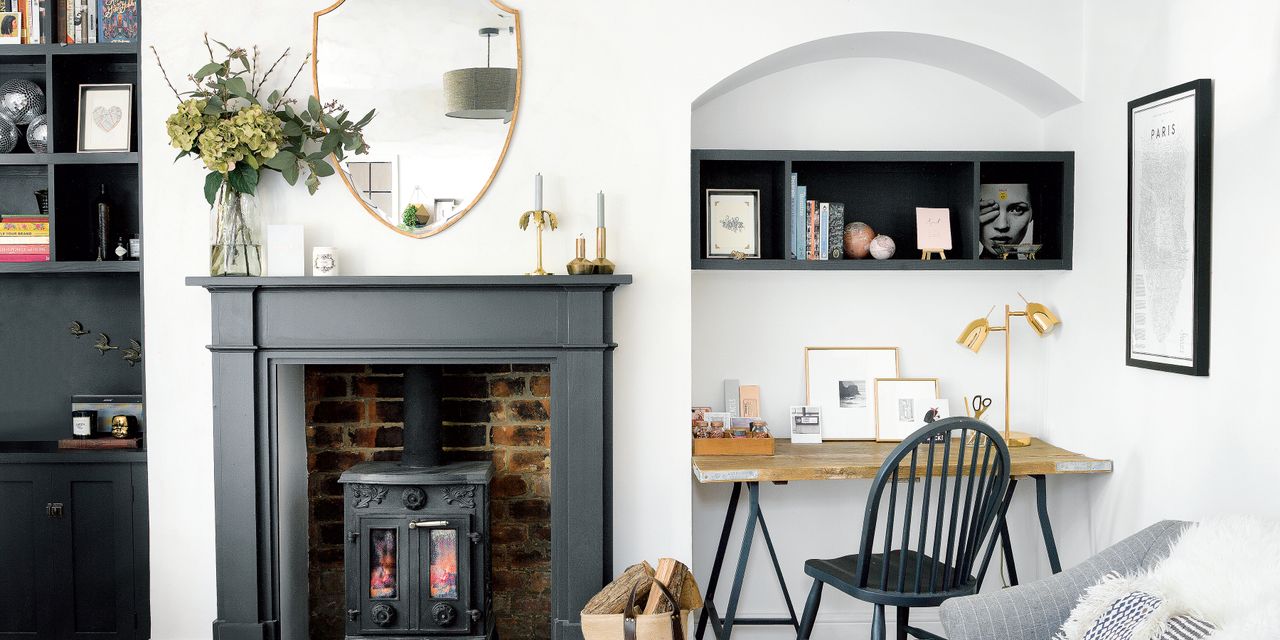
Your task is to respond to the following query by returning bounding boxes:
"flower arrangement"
[152,35,375,204]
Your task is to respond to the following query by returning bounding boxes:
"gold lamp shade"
[1025,302,1061,336]
[956,317,991,353]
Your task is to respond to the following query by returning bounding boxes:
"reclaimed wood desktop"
[691,439,1112,640]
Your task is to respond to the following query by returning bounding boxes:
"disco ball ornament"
[869,234,896,260]
[0,79,45,126]
[843,221,876,259]
[25,113,47,153]
[0,117,18,154]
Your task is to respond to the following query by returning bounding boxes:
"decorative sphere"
[869,234,896,260]
[0,79,45,126]
[843,222,876,259]
[24,113,46,153]
[0,116,18,154]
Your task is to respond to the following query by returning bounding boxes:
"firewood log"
[582,561,654,615]
[644,558,688,614]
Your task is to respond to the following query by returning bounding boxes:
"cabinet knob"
[45,503,64,519]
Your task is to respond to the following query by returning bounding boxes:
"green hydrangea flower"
[197,120,245,174]
[165,98,208,152]
[230,104,283,160]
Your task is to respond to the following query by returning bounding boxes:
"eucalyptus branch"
[149,45,182,100]
[203,32,215,63]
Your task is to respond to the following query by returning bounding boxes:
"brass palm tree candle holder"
[519,208,557,276]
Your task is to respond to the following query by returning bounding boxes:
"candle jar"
[72,410,95,440]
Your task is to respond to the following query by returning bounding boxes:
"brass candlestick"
[567,235,594,275]
[519,209,558,276]
[591,226,615,274]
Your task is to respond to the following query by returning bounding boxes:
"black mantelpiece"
[189,275,631,640]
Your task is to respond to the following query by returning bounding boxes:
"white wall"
[692,56,1068,637]
[1038,0,1280,567]
[141,2,1084,638]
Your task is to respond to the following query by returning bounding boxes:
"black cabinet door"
[48,465,138,640]
[0,466,55,640]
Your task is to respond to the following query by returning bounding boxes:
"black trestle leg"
[896,607,909,640]
[796,579,823,640]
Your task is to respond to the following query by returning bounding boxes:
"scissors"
[970,395,992,420]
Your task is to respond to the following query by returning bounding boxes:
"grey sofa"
[939,520,1188,640]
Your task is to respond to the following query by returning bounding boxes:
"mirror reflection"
[314,0,520,237]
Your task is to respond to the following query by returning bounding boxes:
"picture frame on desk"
[705,189,760,259]
[804,346,900,440]
[77,83,133,153]
[1126,79,1213,376]
[789,405,823,444]
[873,378,943,442]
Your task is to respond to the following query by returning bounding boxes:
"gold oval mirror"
[313,0,522,238]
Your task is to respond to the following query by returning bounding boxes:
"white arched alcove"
[690,30,1079,636]
[693,31,1081,117]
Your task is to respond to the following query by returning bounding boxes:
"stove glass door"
[413,515,472,634]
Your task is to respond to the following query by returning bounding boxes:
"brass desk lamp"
[956,294,1061,447]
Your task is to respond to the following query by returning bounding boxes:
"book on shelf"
[86,0,95,43]
[0,253,50,262]
[97,0,136,43]
[806,200,817,260]
[828,203,845,260]
[0,224,50,236]
[0,235,50,243]
[795,184,807,260]
[0,243,49,254]
[787,173,797,260]
[818,203,830,261]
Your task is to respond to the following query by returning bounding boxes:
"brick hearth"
[305,364,552,640]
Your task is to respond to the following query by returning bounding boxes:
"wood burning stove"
[340,366,493,639]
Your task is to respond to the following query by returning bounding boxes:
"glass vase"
[209,182,263,277]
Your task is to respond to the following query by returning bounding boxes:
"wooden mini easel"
[920,249,947,260]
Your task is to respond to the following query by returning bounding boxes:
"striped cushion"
[1082,591,1162,640]
[1158,614,1215,639]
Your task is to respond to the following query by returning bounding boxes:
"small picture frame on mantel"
[77,83,133,153]
[706,189,760,259]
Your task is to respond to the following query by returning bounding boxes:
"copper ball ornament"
[843,222,876,259]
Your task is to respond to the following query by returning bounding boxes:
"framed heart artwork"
[77,84,133,153]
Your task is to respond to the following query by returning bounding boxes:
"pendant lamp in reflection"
[444,27,516,120]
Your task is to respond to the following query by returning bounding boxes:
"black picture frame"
[1126,79,1213,376]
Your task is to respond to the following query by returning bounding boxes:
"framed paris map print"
[1127,79,1213,376]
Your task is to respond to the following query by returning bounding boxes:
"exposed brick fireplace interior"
[305,364,552,640]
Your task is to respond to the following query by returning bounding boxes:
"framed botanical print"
[804,346,900,440]
[1126,79,1213,376]
[706,189,760,258]
[873,378,943,442]
[77,84,133,153]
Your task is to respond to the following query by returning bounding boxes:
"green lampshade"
[443,67,516,120]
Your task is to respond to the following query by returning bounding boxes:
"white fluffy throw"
[1056,516,1280,640]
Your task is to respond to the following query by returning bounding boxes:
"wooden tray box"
[692,436,775,456]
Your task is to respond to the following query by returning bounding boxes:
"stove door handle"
[409,520,450,529]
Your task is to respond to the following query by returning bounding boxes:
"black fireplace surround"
[190,275,631,640]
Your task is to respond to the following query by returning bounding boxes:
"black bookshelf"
[691,149,1074,271]
[0,1,144,438]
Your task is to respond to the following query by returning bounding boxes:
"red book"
[0,244,50,255]
[0,254,51,262]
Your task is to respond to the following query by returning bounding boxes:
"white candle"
[535,173,543,211]
[596,191,605,227]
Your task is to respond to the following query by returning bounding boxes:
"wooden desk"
[691,439,1112,640]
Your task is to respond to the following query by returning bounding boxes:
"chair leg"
[896,607,909,640]
[871,604,886,640]
[796,579,823,639]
